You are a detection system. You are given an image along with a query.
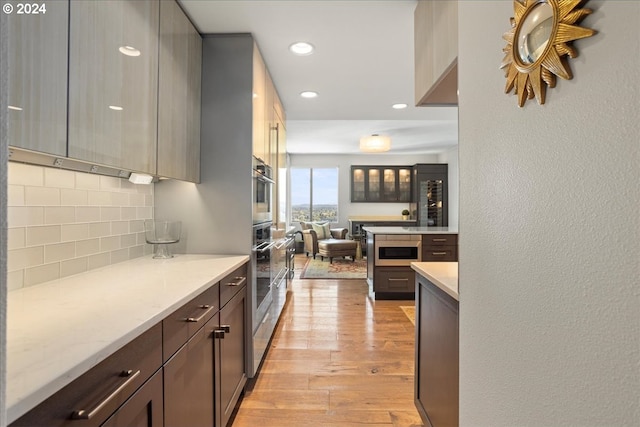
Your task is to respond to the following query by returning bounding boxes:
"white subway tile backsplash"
[25,186,61,206]
[25,263,60,286]
[61,189,88,205]
[9,162,44,186]
[88,191,111,206]
[7,228,25,250]
[111,248,129,264]
[76,238,100,256]
[8,185,25,206]
[100,236,121,252]
[8,247,44,271]
[8,165,155,290]
[7,270,24,291]
[7,207,44,227]
[89,222,111,238]
[76,206,101,222]
[121,233,137,248]
[44,207,76,224]
[61,224,89,242]
[75,172,100,189]
[45,168,75,188]
[26,225,61,246]
[100,206,121,221]
[88,253,110,270]
[61,257,88,278]
[44,242,76,263]
[100,176,121,191]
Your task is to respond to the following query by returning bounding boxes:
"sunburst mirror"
[501,0,596,107]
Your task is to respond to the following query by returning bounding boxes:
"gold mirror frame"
[501,0,596,107]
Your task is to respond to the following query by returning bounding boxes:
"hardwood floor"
[231,255,424,427]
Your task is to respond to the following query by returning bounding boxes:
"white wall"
[1,13,8,425]
[290,152,449,229]
[458,1,639,426]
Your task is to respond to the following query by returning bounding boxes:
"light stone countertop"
[411,262,459,301]
[362,226,458,234]
[7,254,249,424]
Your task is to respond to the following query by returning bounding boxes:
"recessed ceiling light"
[289,42,314,56]
[109,105,123,111]
[8,105,23,111]
[119,45,141,57]
[392,103,408,109]
[300,91,318,99]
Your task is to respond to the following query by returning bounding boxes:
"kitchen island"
[411,261,459,427]
[7,254,249,425]
[362,226,457,299]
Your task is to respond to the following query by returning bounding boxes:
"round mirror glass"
[516,2,554,64]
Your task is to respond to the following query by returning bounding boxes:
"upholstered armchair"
[299,222,348,259]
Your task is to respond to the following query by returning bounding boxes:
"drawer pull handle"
[221,324,231,333]
[71,369,141,420]
[186,304,215,323]
[389,278,409,282]
[432,252,447,255]
[214,329,225,339]
[226,276,246,287]
[432,238,447,242]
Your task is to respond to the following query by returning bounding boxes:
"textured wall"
[458,1,639,426]
[6,163,153,290]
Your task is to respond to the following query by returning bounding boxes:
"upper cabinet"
[4,0,68,156]
[157,0,202,182]
[67,0,159,174]
[252,45,268,164]
[351,166,412,203]
[414,0,458,106]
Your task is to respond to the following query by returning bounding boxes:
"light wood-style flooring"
[231,255,424,427]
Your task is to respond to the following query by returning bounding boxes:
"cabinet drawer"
[423,234,457,246]
[375,267,416,293]
[423,246,457,261]
[10,323,162,427]
[163,284,220,361]
[220,263,248,308]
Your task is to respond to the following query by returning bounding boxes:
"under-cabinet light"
[129,173,154,185]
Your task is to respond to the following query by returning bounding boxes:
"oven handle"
[254,170,275,185]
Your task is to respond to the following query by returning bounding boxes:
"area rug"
[300,257,367,279]
[400,306,415,325]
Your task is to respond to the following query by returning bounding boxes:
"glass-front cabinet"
[351,166,412,202]
[410,164,448,226]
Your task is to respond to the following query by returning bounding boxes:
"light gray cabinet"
[67,0,159,173]
[4,0,68,156]
[157,0,202,182]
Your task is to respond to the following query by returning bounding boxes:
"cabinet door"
[68,0,159,173]
[398,168,412,202]
[101,370,163,427]
[252,45,267,163]
[217,287,247,427]
[157,0,202,182]
[367,168,382,201]
[382,168,398,201]
[351,167,366,202]
[4,0,68,155]
[164,314,217,427]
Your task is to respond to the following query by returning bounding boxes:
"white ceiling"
[179,0,458,155]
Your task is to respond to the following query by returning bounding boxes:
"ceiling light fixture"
[360,134,391,153]
[289,42,314,56]
[392,103,408,109]
[300,91,318,98]
[119,45,141,57]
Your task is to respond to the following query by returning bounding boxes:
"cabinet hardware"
[226,276,246,287]
[213,329,225,339]
[185,304,215,323]
[389,278,409,282]
[432,238,447,242]
[432,252,447,255]
[221,325,231,333]
[71,369,140,420]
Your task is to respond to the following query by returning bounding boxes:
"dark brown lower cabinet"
[102,369,163,427]
[164,314,218,427]
[415,274,459,427]
[217,287,247,427]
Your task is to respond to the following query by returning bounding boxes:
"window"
[290,167,338,222]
